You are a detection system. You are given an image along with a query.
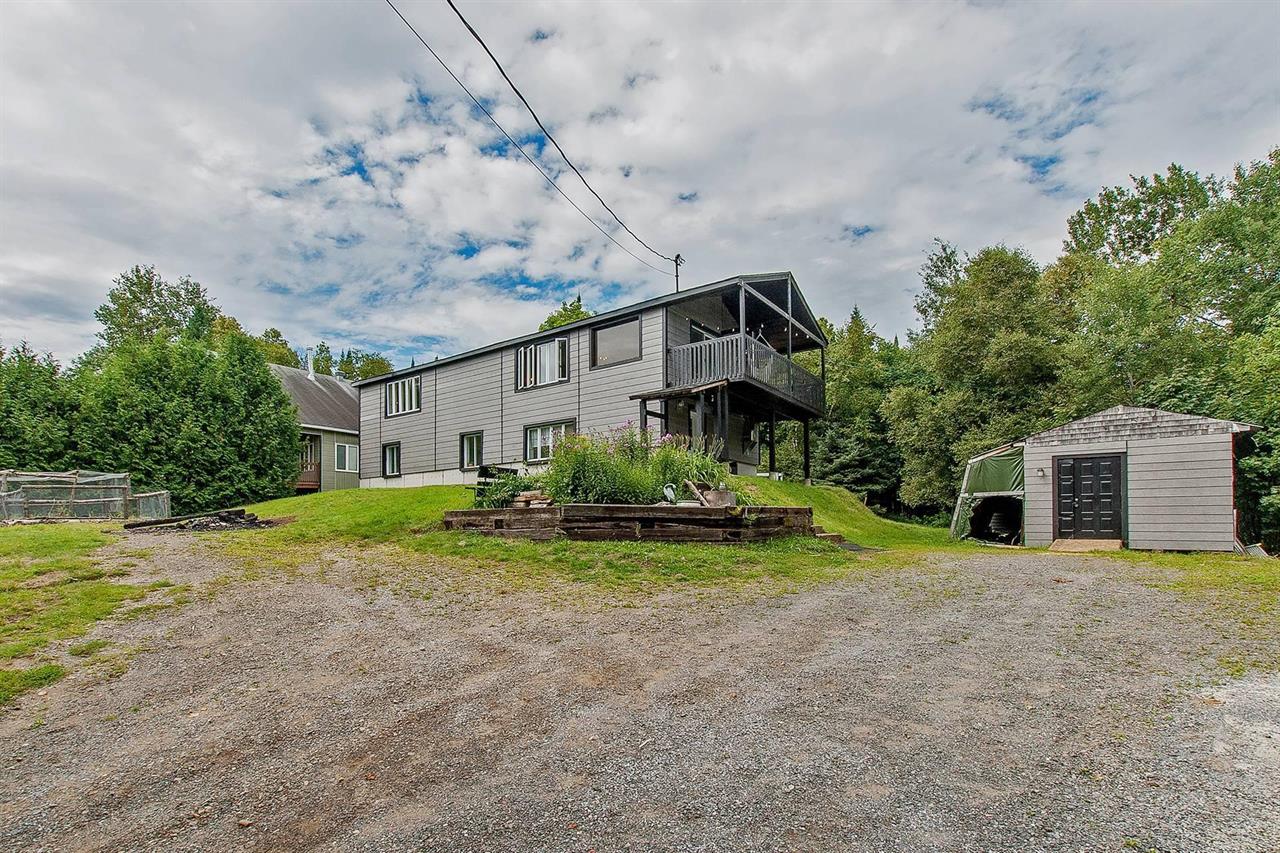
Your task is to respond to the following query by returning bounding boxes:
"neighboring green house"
[268,360,360,492]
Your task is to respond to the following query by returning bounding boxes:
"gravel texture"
[1,534,1276,852]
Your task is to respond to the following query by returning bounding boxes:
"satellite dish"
[663,483,677,503]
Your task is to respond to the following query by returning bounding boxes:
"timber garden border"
[442,504,813,543]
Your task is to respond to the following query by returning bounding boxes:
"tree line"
[0,266,396,513]
[777,147,1278,550]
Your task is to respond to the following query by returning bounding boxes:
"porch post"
[768,409,777,473]
[693,393,705,450]
[719,387,730,460]
[738,284,747,379]
[639,399,648,433]
[802,417,811,485]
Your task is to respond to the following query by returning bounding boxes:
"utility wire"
[444,0,677,265]
[383,0,673,277]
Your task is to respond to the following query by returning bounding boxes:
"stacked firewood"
[511,490,553,509]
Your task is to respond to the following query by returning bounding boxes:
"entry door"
[1055,455,1123,539]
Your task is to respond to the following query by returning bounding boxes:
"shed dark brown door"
[1055,455,1122,539]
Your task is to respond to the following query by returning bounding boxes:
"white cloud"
[1,0,1275,363]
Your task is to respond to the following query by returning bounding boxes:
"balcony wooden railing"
[298,461,320,489]
[667,334,824,413]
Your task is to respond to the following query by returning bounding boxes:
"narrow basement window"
[382,443,401,477]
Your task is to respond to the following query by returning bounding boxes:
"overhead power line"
[382,0,674,277]
[444,0,677,265]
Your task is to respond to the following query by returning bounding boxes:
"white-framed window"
[525,421,572,463]
[335,442,359,473]
[515,338,569,390]
[384,375,421,417]
[382,443,401,477]
[460,432,483,470]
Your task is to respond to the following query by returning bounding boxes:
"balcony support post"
[768,409,777,473]
[738,285,747,380]
[693,392,705,451]
[719,387,729,461]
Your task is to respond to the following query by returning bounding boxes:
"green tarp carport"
[950,443,1025,539]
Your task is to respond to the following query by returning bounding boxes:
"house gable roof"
[352,271,825,387]
[267,363,359,434]
[1023,405,1259,448]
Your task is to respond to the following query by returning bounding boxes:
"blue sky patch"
[677,191,699,203]
[1016,153,1061,182]
[842,224,876,243]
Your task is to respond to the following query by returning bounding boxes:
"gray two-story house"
[352,272,827,487]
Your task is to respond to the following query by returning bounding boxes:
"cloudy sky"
[1,0,1276,365]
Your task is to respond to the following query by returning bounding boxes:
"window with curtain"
[385,376,421,416]
[382,443,401,477]
[524,422,571,462]
[460,432,483,469]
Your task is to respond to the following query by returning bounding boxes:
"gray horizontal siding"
[1126,433,1235,551]
[578,310,664,434]
[320,429,359,491]
[359,308,664,481]
[434,350,504,470]
[1023,441,1125,547]
[1023,433,1237,551]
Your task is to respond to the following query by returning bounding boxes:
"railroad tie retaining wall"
[442,504,813,543]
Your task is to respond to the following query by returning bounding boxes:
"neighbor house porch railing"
[667,334,824,412]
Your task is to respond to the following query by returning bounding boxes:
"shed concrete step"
[1048,538,1123,553]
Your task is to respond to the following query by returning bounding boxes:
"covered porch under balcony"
[631,273,827,480]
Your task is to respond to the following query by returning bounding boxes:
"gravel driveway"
[2,533,1276,852]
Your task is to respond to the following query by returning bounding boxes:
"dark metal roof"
[352,272,824,387]
[267,363,359,434]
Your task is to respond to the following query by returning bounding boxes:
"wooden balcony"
[667,334,824,414]
[297,461,320,490]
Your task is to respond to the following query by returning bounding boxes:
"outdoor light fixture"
[1037,468,1046,477]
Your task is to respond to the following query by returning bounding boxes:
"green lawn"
[0,524,146,704]
[236,480,954,592]
[738,479,957,550]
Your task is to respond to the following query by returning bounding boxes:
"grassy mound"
[232,481,954,592]
[246,480,950,551]
[737,479,952,550]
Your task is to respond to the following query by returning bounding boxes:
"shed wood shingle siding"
[1022,406,1257,552]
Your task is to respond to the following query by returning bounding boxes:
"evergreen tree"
[73,333,299,513]
[0,342,77,470]
[335,348,393,381]
[311,341,335,375]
